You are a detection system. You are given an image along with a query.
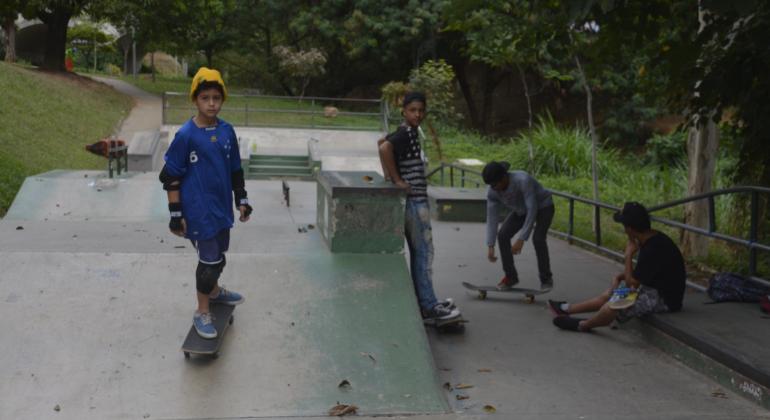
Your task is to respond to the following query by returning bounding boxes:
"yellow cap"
[189,67,227,102]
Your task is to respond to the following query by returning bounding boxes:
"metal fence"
[162,92,387,131]
[427,162,770,287]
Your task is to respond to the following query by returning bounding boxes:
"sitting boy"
[549,202,685,331]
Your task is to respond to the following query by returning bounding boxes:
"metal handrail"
[162,92,385,131]
[426,162,770,287]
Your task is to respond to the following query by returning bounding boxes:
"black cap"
[482,161,511,185]
[402,91,427,108]
[613,202,650,231]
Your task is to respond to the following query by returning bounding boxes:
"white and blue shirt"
[164,118,241,240]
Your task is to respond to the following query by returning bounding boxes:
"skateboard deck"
[181,304,235,359]
[608,287,638,310]
[462,281,550,303]
[423,314,467,332]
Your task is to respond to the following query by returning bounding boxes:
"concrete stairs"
[247,154,315,180]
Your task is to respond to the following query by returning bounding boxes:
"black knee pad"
[196,261,221,294]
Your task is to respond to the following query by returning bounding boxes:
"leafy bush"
[408,59,460,126]
[645,130,687,167]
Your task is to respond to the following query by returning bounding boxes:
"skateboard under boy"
[462,281,550,303]
[607,287,638,310]
[423,313,467,333]
[181,303,235,359]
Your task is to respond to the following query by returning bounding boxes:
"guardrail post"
[450,165,454,187]
[750,190,759,276]
[162,92,167,125]
[461,169,466,188]
[594,205,602,246]
[440,164,445,186]
[567,198,575,244]
[708,196,717,233]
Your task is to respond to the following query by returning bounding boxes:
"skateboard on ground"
[608,287,638,310]
[181,303,235,359]
[423,314,467,333]
[462,281,550,303]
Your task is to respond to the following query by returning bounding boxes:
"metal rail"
[427,162,770,287]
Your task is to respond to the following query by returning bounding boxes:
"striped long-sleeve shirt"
[486,171,553,246]
[385,124,427,198]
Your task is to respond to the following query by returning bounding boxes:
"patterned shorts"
[616,285,669,323]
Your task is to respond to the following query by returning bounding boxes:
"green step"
[248,165,313,175]
[249,154,308,162]
[247,172,316,181]
[250,158,310,167]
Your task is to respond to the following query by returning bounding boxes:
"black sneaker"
[547,299,568,317]
[553,316,586,332]
[423,304,461,321]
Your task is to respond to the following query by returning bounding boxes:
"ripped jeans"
[405,198,439,311]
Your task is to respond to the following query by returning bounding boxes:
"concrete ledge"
[427,186,510,222]
[127,130,161,171]
[631,306,770,409]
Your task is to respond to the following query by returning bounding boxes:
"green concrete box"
[317,171,405,253]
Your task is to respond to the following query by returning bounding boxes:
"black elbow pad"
[159,165,182,191]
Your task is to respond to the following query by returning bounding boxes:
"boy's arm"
[378,141,409,191]
[623,240,641,288]
[377,137,391,181]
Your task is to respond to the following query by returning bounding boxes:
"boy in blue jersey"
[378,92,460,322]
[159,67,252,339]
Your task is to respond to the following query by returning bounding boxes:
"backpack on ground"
[706,272,770,303]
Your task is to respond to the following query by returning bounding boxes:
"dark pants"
[498,205,555,284]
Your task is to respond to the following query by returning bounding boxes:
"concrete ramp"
[0,172,450,419]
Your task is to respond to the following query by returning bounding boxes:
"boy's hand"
[487,246,497,262]
[511,239,525,255]
[168,202,185,237]
[395,179,411,193]
[611,273,624,289]
[238,204,252,222]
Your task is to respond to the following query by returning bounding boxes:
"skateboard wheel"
[526,294,535,303]
[479,291,487,300]
[184,352,190,359]
[229,315,234,325]
[212,352,219,359]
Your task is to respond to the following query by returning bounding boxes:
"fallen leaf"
[15,226,23,230]
[483,405,496,413]
[477,368,492,373]
[455,383,474,389]
[711,390,728,399]
[443,382,452,391]
[328,403,358,416]
[54,404,61,412]
[338,379,351,390]
[456,394,469,400]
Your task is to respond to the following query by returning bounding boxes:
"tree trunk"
[3,18,16,63]
[454,61,481,129]
[573,53,600,210]
[425,121,444,162]
[205,48,213,68]
[516,63,535,171]
[39,8,73,72]
[151,51,156,82]
[682,118,719,258]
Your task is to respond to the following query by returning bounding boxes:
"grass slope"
[0,63,132,216]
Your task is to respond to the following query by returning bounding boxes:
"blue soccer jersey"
[163,118,241,240]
